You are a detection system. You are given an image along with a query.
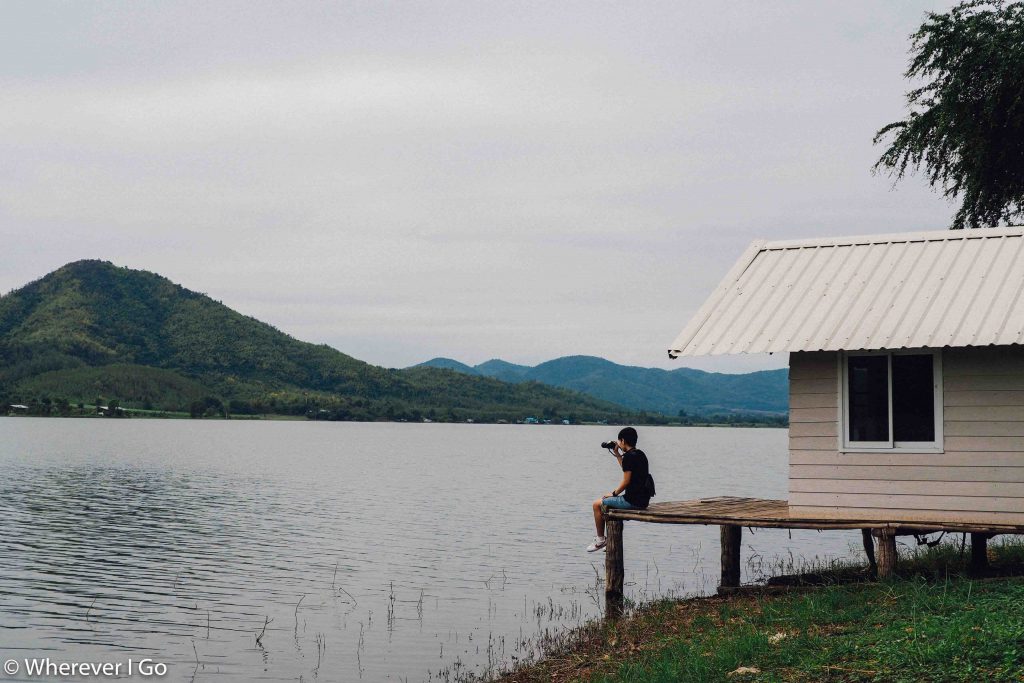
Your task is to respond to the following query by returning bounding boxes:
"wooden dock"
[601,496,1021,613]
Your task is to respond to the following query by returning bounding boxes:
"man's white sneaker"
[586,536,607,552]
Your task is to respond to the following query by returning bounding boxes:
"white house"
[670,226,1024,528]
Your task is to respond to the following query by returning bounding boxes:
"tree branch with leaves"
[874,1,1024,229]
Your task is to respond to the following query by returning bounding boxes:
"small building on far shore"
[669,227,1024,528]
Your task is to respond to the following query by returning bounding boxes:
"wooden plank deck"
[603,496,1024,534]
[598,496,1024,612]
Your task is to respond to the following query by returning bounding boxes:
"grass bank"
[500,539,1024,682]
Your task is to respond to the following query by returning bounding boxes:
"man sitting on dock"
[587,427,651,552]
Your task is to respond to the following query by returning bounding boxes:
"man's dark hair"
[618,427,638,448]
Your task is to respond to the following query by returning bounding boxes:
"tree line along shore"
[1,397,787,428]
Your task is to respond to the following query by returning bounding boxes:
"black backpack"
[645,473,656,498]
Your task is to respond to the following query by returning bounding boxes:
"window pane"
[893,354,935,442]
[848,355,889,442]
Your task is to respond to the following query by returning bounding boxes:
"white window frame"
[838,349,943,453]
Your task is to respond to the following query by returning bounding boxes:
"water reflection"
[0,420,862,681]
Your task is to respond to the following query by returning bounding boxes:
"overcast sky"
[2,2,958,373]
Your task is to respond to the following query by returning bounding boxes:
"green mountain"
[0,260,632,422]
[416,355,788,416]
[474,359,531,382]
[418,357,479,375]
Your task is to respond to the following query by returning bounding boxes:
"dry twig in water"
[255,616,272,647]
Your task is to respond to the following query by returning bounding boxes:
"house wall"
[789,347,1024,525]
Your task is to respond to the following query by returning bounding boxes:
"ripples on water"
[0,420,862,681]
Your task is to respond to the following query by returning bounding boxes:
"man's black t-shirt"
[622,448,650,508]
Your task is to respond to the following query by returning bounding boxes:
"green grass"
[600,578,1024,682]
[501,538,1024,683]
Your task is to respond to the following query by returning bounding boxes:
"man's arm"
[609,471,632,497]
[605,444,632,496]
[611,443,624,467]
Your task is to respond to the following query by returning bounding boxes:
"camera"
[600,441,617,449]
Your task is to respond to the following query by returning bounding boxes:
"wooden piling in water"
[874,529,897,578]
[970,533,990,575]
[605,519,624,617]
[719,524,742,591]
[861,528,877,578]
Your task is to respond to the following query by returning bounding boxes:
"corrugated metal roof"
[669,227,1024,358]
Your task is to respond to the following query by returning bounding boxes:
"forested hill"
[0,260,631,422]
[415,356,788,417]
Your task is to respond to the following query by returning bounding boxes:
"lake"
[0,420,863,681]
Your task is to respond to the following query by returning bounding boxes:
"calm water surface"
[0,420,863,681]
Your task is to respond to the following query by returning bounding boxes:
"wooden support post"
[605,519,624,618]
[873,529,897,579]
[861,529,877,578]
[719,524,742,591]
[970,533,990,575]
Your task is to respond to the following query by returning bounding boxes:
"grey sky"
[2,1,956,373]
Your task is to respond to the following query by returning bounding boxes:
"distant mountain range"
[0,260,632,422]
[414,356,788,416]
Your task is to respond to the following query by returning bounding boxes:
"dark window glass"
[848,355,889,442]
[892,354,935,442]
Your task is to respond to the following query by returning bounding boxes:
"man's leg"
[593,498,605,537]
